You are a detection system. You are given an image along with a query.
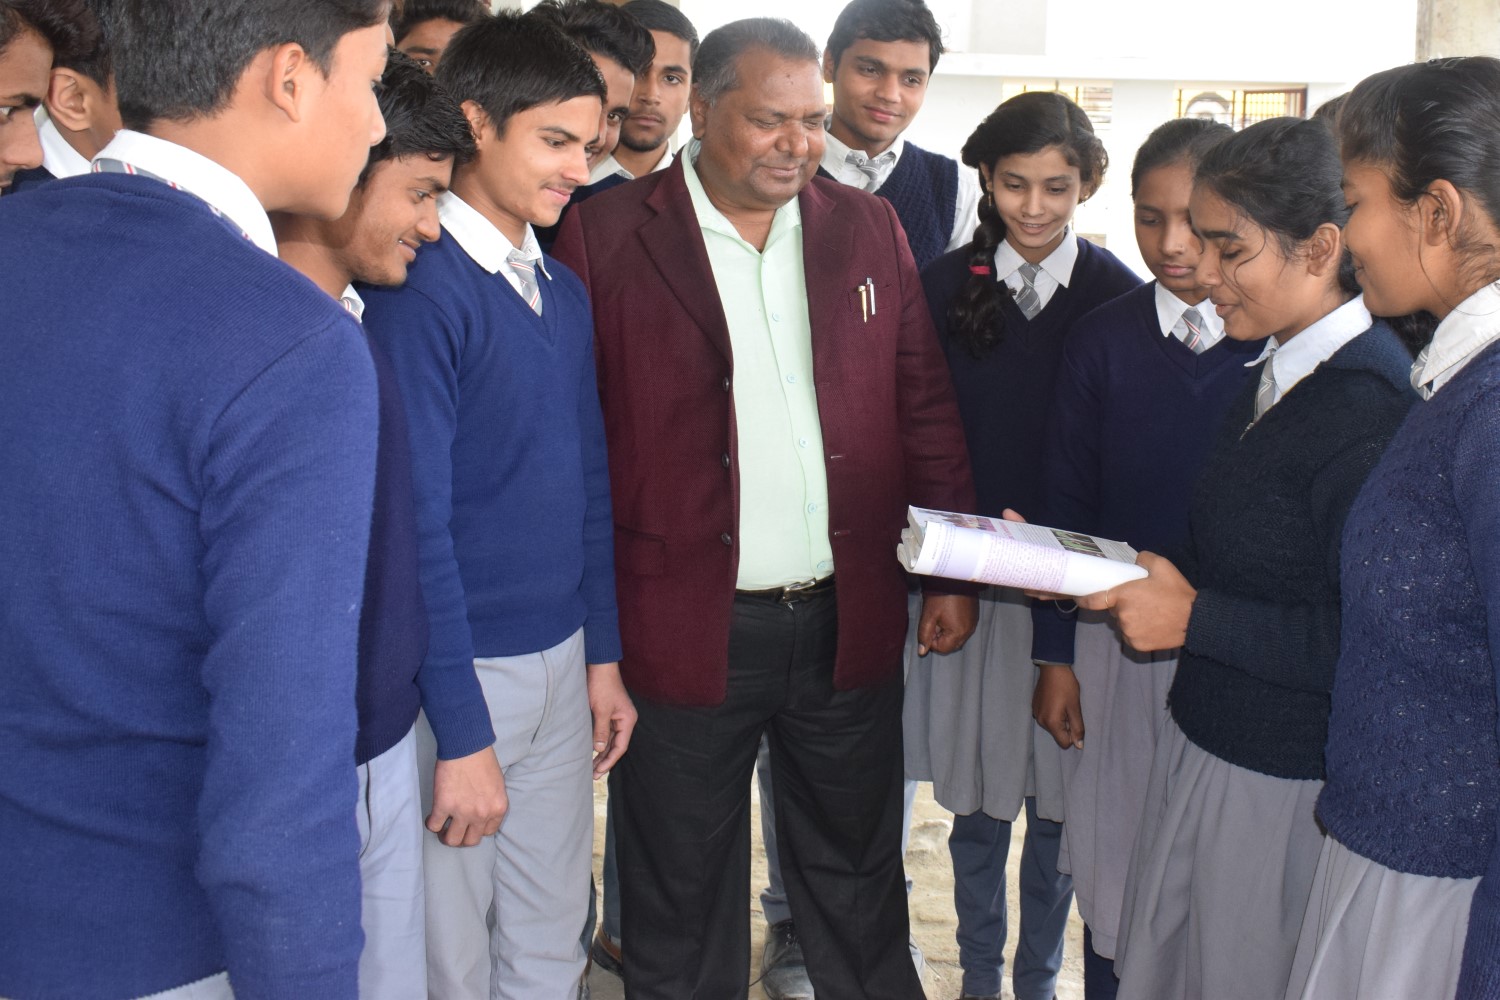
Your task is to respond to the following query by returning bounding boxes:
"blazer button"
[720,532,733,546]
[721,376,731,391]
[721,452,730,468]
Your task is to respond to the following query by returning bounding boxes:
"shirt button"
[786,374,797,384]
[771,311,782,322]
[720,532,733,545]
[721,452,730,468]
[817,560,832,572]
[798,437,809,448]
[806,503,818,514]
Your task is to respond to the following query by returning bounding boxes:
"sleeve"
[888,201,979,596]
[576,311,623,665]
[1184,429,1393,695]
[1452,388,1500,1000]
[1030,327,1106,664]
[362,287,495,761]
[194,319,376,999]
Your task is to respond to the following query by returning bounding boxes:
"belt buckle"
[778,578,817,605]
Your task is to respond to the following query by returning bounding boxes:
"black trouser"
[613,586,922,1000]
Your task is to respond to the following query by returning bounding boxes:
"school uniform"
[361,193,621,1000]
[1111,298,1415,1000]
[1287,283,1500,1000]
[1030,283,1260,997]
[6,108,89,194]
[908,232,1141,1000]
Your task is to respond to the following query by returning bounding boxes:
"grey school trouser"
[416,629,594,1000]
[356,725,426,1000]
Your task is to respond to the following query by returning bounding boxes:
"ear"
[44,69,91,131]
[821,49,836,84]
[1304,220,1344,278]
[688,86,709,140]
[460,100,492,147]
[262,42,314,124]
[1420,179,1467,249]
[977,162,992,194]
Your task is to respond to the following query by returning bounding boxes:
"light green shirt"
[683,143,834,589]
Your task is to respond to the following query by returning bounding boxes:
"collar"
[1411,282,1500,398]
[588,145,676,186]
[819,126,904,179]
[36,107,92,180]
[993,228,1077,287]
[438,191,550,278]
[1154,283,1225,341]
[92,130,278,256]
[339,284,365,322]
[683,138,801,250]
[1246,295,1372,386]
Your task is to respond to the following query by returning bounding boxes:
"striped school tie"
[506,249,543,316]
[1013,263,1042,320]
[1175,306,1209,354]
[1254,346,1279,420]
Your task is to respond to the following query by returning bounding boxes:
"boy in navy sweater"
[0,0,93,191]
[272,53,476,1000]
[0,2,389,998]
[361,16,633,1000]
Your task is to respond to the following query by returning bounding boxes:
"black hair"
[46,0,110,87]
[1130,117,1231,199]
[950,91,1107,358]
[527,0,654,78]
[105,0,389,131]
[1340,57,1500,288]
[391,0,487,46]
[362,49,475,183]
[436,13,604,137]
[826,0,943,74]
[1194,116,1359,299]
[0,0,98,66]
[1311,92,1346,128]
[621,0,698,63]
[694,17,818,106]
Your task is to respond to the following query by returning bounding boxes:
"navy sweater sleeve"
[573,288,624,664]
[197,322,377,999]
[362,285,496,761]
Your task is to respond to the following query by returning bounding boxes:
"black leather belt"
[736,574,836,605]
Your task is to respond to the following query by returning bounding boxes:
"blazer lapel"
[799,180,855,344]
[639,159,733,363]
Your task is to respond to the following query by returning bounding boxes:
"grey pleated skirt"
[1114,717,1324,1000]
[1285,836,1478,1000]
[903,585,1064,823]
[1055,615,1177,959]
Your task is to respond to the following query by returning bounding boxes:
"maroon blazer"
[553,157,976,707]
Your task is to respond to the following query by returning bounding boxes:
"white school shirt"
[992,228,1079,314]
[438,191,550,298]
[819,128,982,254]
[1154,283,1226,350]
[1411,281,1500,399]
[35,107,91,180]
[1246,294,1373,412]
[340,285,365,323]
[92,129,278,256]
[588,145,675,186]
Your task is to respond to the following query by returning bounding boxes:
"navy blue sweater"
[1031,283,1263,663]
[1167,324,1415,779]
[816,142,959,270]
[922,237,1142,523]
[361,230,621,761]
[6,162,55,195]
[0,174,375,999]
[1320,340,1500,998]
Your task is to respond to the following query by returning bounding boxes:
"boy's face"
[293,22,390,219]
[586,54,634,170]
[618,29,691,156]
[396,17,467,73]
[0,27,53,191]
[822,36,931,153]
[331,153,453,288]
[466,94,598,246]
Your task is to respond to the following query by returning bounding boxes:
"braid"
[949,188,1011,358]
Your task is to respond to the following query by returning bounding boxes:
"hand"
[428,747,507,847]
[917,593,978,655]
[1077,552,1195,653]
[1032,663,1084,749]
[587,661,636,779]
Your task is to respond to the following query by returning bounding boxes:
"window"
[1175,87,1308,129]
[1001,82,1114,131]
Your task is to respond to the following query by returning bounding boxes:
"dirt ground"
[586,778,1086,1000]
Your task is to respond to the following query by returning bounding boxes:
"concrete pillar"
[1417,0,1500,59]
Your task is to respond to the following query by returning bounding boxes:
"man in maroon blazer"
[552,16,976,1000]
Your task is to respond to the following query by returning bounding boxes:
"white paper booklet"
[897,506,1149,597]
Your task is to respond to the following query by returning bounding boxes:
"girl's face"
[1134,159,1212,301]
[981,145,1083,264]
[1189,184,1341,344]
[1341,161,1433,317]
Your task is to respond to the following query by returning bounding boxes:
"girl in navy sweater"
[1074,118,1414,1000]
[905,91,1139,1000]
[1286,57,1500,1000]
[1028,117,1253,1000]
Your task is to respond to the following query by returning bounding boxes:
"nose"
[1162,218,1189,256]
[778,123,811,159]
[2,114,44,172]
[1196,250,1221,288]
[369,100,387,148]
[874,72,899,104]
[563,143,590,185]
[415,200,441,243]
[1022,187,1044,218]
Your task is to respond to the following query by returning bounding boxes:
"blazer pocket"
[844,280,896,326]
[615,525,666,577]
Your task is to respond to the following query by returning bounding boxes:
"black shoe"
[761,919,814,1000]
[589,930,623,979]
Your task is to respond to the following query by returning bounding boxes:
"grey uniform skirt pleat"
[1054,615,1177,959]
[1114,717,1324,1000]
[1285,836,1478,1000]
[903,585,1064,823]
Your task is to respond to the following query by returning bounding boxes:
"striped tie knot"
[1178,306,1208,354]
[506,249,543,316]
[1013,262,1042,320]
